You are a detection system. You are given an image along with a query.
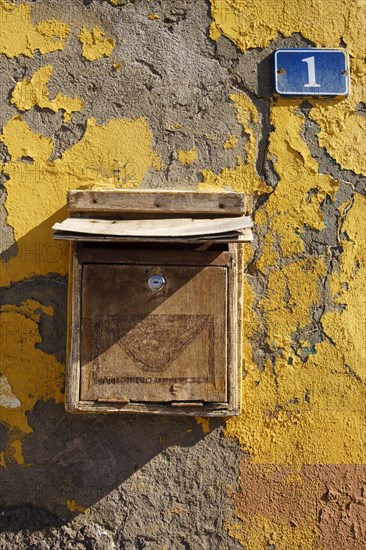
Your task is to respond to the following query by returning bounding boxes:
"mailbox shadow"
[1,400,224,529]
[0,212,226,530]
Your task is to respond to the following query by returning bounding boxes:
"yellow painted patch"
[0,301,64,464]
[263,103,338,257]
[0,305,64,430]
[0,0,70,58]
[199,94,270,195]
[177,148,197,165]
[308,59,366,176]
[260,258,326,348]
[151,152,163,170]
[11,66,83,123]
[195,417,210,434]
[224,136,238,149]
[67,499,87,513]
[228,514,318,550]
[148,13,159,21]
[225,100,364,466]
[227,348,365,465]
[322,195,366,383]
[9,439,25,465]
[210,0,365,57]
[0,115,155,285]
[79,27,115,61]
[212,0,365,476]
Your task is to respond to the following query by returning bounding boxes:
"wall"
[0,0,365,548]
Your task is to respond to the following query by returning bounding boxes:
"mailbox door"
[80,263,227,403]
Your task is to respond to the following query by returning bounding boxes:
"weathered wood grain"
[65,248,82,412]
[79,264,228,404]
[53,216,252,237]
[53,230,253,243]
[63,190,248,416]
[68,190,247,216]
[76,246,232,267]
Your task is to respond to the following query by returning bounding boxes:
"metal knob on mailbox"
[148,274,166,291]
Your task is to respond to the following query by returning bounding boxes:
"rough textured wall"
[0,0,365,548]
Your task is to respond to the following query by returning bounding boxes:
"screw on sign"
[274,48,350,97]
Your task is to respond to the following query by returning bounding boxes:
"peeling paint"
[322,194,366,383]
[199,94,269,195]
[0,374,21,408]
[0,301,64,463]
[195,417,211,434]
[217,3,365,472]
[210,0,366,57]
[177,148,197,165]
[207,0,366,545]
[0,114,155,285]
[0,0,364,546]
[0,0,70,58]
[224,136,239,149]
[79,27,115,61]
[11,66,84,123]
[66,500,87,513]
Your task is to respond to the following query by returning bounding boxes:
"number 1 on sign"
[302,56,321,88]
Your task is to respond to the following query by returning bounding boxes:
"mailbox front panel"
[80,263,228,404]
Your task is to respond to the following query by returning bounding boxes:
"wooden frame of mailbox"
[58,191,245,417]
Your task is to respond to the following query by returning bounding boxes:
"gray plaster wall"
[1,1,365,549]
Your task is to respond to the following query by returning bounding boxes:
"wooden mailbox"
[53,191,253,416]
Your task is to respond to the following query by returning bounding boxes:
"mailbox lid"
[80,263,228,404]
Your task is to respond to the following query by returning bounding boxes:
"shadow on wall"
[1,400,219,529]
[1,210,222,529]
[1,206,70,288]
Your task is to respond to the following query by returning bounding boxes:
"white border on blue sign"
[274,48,350,97]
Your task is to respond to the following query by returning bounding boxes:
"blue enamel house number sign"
[274,48,350,97]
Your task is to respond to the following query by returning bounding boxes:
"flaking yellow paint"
[0,114,155,285]
[67,500,87,513]
[207,0,365,545]
[0,103,155,463]
[177,148,197,165]
[224,136,239,149]
[0,302,64,464]
[210,0,365,57]
[321,194,366,383]
[9,440,25,465]
[223,39,364,470]
[228,514,319,550]
[200,94,270,195]
[11,66,84,123]
[264,103,338,257]
[79,27,115,61]
[0,0,70,58]
[195,417,211,434]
